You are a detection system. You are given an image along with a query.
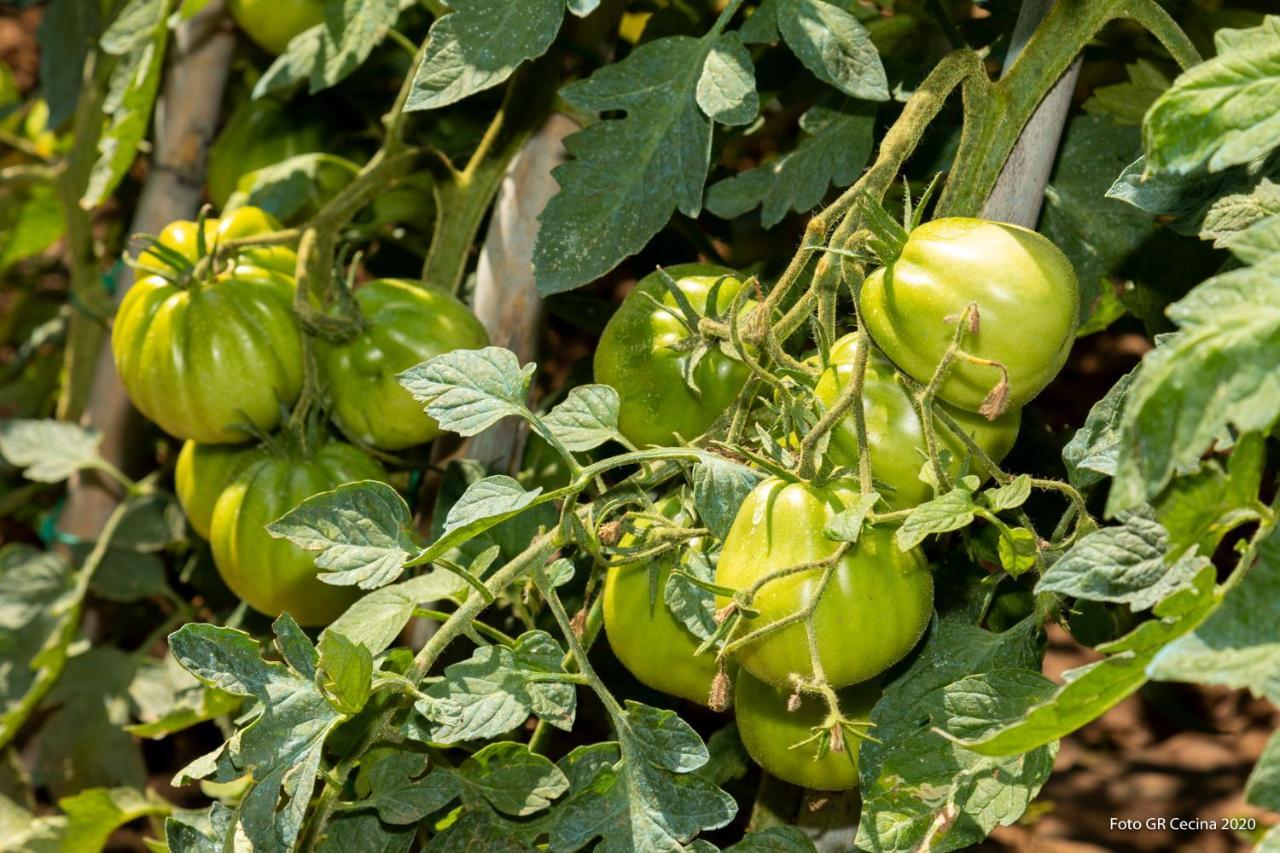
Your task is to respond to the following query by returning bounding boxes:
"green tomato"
[716,478,933,688]
[227,0,324,55]
[174,440,267,540]
[734,671,878,791]
[602,499,721,706]
[814,334,1020,508]
[594,264,754,448]
[317,279,490,450]
[860,217,1079,412]
[207,96,331,209]
[210,440,386,626]
[113,208,302,444]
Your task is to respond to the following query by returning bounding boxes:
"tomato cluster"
[598,220,1077,790]
[114,208,487,626]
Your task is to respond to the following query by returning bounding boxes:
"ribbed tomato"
[317,279,489,450]
[716,478,933,688]
[209,440,386,626]
[174,440,267,540]
[112,207,302,444]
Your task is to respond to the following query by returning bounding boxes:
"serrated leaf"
[253,25,323,99]
[311,0,400,92]
[957,565,1219,757]
[405,0,564,111]
[533,36,713,294]
[1224,212,1280,264]
[541,384,622,451]
[56,787,171,853]
[1106,151,1280,236]
[984,475,1031,512]
[895,487,976,550]
[398,347,533,437]
[621,700,709,774]
[1037,511,1207,610]
[1107,256,1280,512]
[456,741,569,816]
[728,826,816,852]
[691,456,763,540]
[996,527,1037,577]
[410,475,544,567]
[706,102,874,227]
[125,654,241,740]
[857,619,1056,852]
[1147,527,1280,703]
[364,753,459,825]
[1143,17,1280,175]
[697,32,757,125]
[1154,432,1264,560]
[1201,178,1280,245]
[1062,368,1135,489]
[664,548,717,641]
[778,0,887,101]
[0,419,104,482]
[1082,59,1170,125]
[411,631,575,743]
[231,152,359,222]
[1247,730,1280,811]
[267,480,417,589]
[316,630,373,715]
[824,492,880,543]
[322,571,469,655]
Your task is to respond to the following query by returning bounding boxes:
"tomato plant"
[594,264,754,448]
[317,279,489,450]
[5,2,1279,851]
[716,477,934,688]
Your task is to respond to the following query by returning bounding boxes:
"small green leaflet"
[691,456,763,541]
[322,571,471,655]
[706,102,875,228]
[229,152,360,222]
[1142,16,1280,175]
[316,631,373,716]
[1224,212,1280,264]
[1148,526,1280,703]
[398,346,534,436]
[1061,367,1135,489]
[824,492,880,543]
[0,418,105,483]
[1081,59,1170,126]
[254,0,402,96]
[777,0,888,102]
[540,384,623,451]
[895,486,977,550]
[697,32,758,126]
[1201,178,1280,246]
[266,480,417,589]
[407,475,544,568]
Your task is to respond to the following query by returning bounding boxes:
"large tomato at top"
[317,279,490,450]
[594,264,754,448]
[210,440,385,626]
[716,478,933,688]
[228,0,324,55]
[175,440,267,540]
[860,217,1079,412]
[603,498,721,706]
[734,671,878,790]
[112,207,302,444]
[207,97,331,209]
[815,334,1020,508]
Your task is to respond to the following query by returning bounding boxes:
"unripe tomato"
[602,499,721,706]
[207,97,330,209]
[210,440,386,626]
[734,671,878,791]
[716,478,933,688]
[815,334,1020,508]
[227,0,324,55]
[594,264,754,448]
[860,217,1079,412]
[112,208,302,444]
[174,440,267,540]
[316,279,490,450]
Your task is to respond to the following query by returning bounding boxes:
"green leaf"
[691,456,763,540]
[230,152,360,222]
[1154,432,1264,559]
[1106,151,1280,235]
[409,475,544,567]
[824,492,880,543]
[533,36,713,295]
[740,0,781,44]
[37,0,102,128]
[856,619,1056,852]
[164,804,237,853]
[895,487,977,550]
[1147,527,1280,703]
[0,185,65,271]
[728,826,816,852]
[125,653,241,739]
[778,0,887,101]
[398,347,534,437]
[412,631,575,743]
[311,0,400,92]
[323,571,470,655]
[364,753,459,825]
[706,102,874,228]
[1061,368,1135,489]
[1081,59,1170,126]
[83,0,173,207]
[0,419,104,482]
[56,787,170,853]
[621,700,710,773]
[1200,178,1280,245]
[996,527,1038,577]
[1143,17,1280,174]
[316,810,414,852]
[541,384,622,451]
[956,565,1219,757]
[405,0,564,112]
[664,548,717,641]
[253,25,323,99]
[267,480,417,589]
[697,32,757,126]
[168,622,345,850]
[1247,729,1280,811]
[316,630,373,715]
[984,475,1031,512]
[1108,255,1280,512]
[1037,511,1208,610]
[0,545,77,751]
[456,741,569,816]
[1224,212,1280,264]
